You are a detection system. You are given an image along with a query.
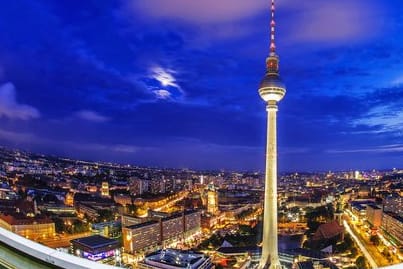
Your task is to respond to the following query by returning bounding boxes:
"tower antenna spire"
[270,0,276,54]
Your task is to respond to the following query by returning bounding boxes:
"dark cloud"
[0,0,402,170]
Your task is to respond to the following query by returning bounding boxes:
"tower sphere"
[258,72,286,103]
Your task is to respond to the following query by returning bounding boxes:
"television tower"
[258,0,286,268]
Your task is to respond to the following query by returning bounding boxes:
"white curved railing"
[0,227,119,269]
[0,226,401,269]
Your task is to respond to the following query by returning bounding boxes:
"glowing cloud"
[151,66,180,88]
[287,1,381,43]
[148,66,184,100]
[129,0,266,24]
[0,82,40,120]
[153,89,172,100]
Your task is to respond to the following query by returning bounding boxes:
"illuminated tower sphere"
[259,0,286,268]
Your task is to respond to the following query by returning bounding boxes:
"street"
[343,220,378,269]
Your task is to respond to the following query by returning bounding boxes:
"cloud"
[0,82,40,120]
[286,1,381,44]
[128,0,266,25]
[153,89,172,100]
[71,143,139,154]
[127,0,382,44]
[112,144,139,153]
[392,74,403,85]
[150,66,181,89]
[146,66,184,100]
[0,128,35,143]
[75,110,110,123]
[0,126,140,155]
[327,144,403,154]
[353,106,403,133]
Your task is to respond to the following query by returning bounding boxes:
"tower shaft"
[259,102,281,269]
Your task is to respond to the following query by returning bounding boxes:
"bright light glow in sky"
[151,67,180,89]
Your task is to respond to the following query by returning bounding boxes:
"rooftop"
[312,220,344,241]
[142,248,212,268]
[0,213,53,225]
[367,204,382,210]
[296,260,338,269]
[70,235,118,250]
[126,219,159,229]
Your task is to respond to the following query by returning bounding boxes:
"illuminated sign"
[82,250,115,261]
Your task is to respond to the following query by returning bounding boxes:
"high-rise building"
[122,210,201,254]
[383,193,403,217]
[207,184,218,215]
[366,204,382,229]
[101,181,109,197]
[258,0,286,268]
[381,211,403,247]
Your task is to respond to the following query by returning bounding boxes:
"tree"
[356,256,367,269]
[53,217,66,233]
[344,234,354,249]
[97,209,115,222]
[67,219,90,234]
[370,235,380,246]
[326,203,335,220]
[382,248,392,262]
[335,242,348,253]
[307,220,320,233]
[350,246,358,257]
[126,204,138,215]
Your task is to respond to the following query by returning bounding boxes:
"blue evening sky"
[0,0,402,171]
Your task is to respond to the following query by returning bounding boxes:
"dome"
[258,72,286,102]
[259,73,286,90]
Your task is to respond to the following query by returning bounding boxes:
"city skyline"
[0,0,403,171]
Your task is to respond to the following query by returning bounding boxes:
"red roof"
[312,220,344,241]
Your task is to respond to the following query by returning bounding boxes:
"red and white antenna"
[270,0,276,54]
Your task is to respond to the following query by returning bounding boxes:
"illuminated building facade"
[64,192,74,206]
[77,203,100,220]
[207,184,218,215]
[366,204,382,228]
[121,214,146,227]
[123,220,161,253]
[258,0,286,268]
[71,235,120,263]
[122,210,201,254]
[113,193,132,206]
[162,213,184,245]
[184,210,201,238]
[91,221,121,238]
[381,212,403,247]
[383,194,403,217]
[101,182,110,197]
[0,214,55,240]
